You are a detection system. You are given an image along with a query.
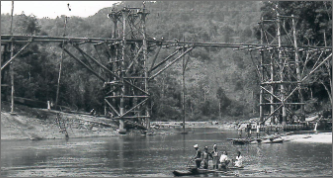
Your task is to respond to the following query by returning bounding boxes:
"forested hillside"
[1,1,331,122]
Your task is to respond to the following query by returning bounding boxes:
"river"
[1,128,332,177]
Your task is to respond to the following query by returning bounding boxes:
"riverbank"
[1,111,119,141]
[281,132,332,144]
[1,103,180,141]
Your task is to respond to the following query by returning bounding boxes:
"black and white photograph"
[1,1,332,177]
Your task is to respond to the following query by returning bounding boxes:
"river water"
[1,128,332,177]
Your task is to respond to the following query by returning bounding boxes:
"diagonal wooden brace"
[74,45,150,95]
[302,53,332,82]
[149,49,179,73]
[122,98,149,117]
[150,44,162,71]
[149,47,194,81]
[264,105,283,122]
[105,99,120,116]
[284,86,299,102]
[63,48,106,82]
[260,86,282,102]
[1,42,31,71]
[125,46,143,75]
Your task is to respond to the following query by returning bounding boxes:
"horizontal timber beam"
[2,35,331,49]
[105,96,148,98]
[114,116,150,119]
[260,103,305,105]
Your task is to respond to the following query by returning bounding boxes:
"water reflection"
[1,128,332,177]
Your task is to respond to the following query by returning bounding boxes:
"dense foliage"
[1,1,331,122]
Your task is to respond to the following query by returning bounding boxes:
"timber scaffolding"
[1,4,332,132]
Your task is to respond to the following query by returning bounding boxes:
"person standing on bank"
[256,122,261,138]
[248,123,252,138]
[238,125,243,138]
[193,144,202,168]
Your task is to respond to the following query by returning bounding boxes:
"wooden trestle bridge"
[1,5,332,133]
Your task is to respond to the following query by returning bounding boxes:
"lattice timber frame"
[1,6,332,132]
[236,13,332,124]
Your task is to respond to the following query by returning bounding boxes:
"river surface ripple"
[1,128,332,177]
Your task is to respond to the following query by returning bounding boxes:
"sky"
[1,1,121,19]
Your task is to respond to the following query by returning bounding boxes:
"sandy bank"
[281,132,332,144]
[1,103,178,141]
[1,111,119,141]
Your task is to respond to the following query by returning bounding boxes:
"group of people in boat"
[193,144,242,170]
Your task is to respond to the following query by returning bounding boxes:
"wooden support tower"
[255,8,332,125]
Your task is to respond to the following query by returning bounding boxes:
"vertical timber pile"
[276,10,286,125]
[55,16,68,109]
[270,27,275,123]
[182,46,186,132]
[111,11,118,118]
[259,17,264,123]
[9,1,14,114]
[140,6,150,130]
[119,8,129,134]
[292,14,304,121]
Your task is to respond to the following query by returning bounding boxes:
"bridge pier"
[118,119,126,134]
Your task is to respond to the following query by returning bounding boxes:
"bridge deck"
[1,35,331,50]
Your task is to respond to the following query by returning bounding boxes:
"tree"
[216,87,231,118]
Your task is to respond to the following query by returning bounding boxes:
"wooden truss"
[1,6,331,129]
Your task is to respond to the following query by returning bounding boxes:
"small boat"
[232,138,253,145]
[172,166,242,176]
[261,137,283,144]
[180,131,188,134]
[271,138,283,143]
[173,168,215,176]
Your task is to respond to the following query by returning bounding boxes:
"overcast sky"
[1,1,121,19]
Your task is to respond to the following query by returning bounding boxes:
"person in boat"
[211,144,219,169]
[202,146,213,169]
[233,151,243,167]
[193,144,202,168]
[219,151,230,169]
